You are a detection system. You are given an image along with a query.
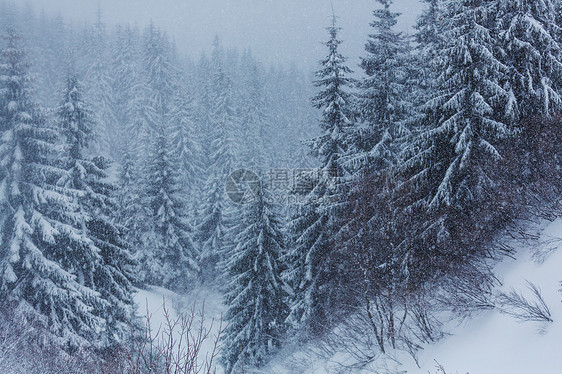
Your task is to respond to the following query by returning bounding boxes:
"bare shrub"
[124,299,222,374]
[496,281,553,323]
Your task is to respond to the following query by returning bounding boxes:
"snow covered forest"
[1,0,562,373]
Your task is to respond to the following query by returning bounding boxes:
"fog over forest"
[26,0,423,67]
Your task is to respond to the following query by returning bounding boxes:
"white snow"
[396,218,562,374]
[133,285,225,373]
[268,218,562,374]
[133,218,562,374]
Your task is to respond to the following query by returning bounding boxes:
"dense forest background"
[1,0,562,373]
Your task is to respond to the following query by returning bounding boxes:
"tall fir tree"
[137,123,199,290]
[494,0,562,187]
[0,27,108,348]
[495,0,562,120]
[413,0,447,107]
[238,50,268,170]
[222,186,289,373]
[83,7,117,158]
[196,40,237,285]
[397,0,512,282]
[168,89,201,199]
[110,24,143,160]
[286,15,356,337]
[357,0,411,168]
[55,74,137,345]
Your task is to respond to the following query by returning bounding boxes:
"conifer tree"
[495,0,562,120]
[238,51,268,170]
[55,75,136,345]
[83,8,117,158]
[222,187,289,373]
[0,27,106,348]
[414,0,446,107]
[358,0,411,167]
[110,25,143,159]
[397,0,512,280]
[138,123,199,290]
[494,0,562,187]
[196,40,237,284]
[168,90,201,197]
[286,15,355,337]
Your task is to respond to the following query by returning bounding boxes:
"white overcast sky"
[23,0,424,69]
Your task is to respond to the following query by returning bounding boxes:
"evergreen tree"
[397,0,512,280]
[309,15,355,170]
[111,26,152,248]
[0,27,105,348]
[494,0,562,187]
[83,8,117,158]
[142,23,180,124]
[55,75,136,345]
[413,0,447,107]
[168,89,201,198]
[495,0,562,120]
[286,16,355,337]
[138,124,199,290]
[358,0,411,167]
[238,50,268,170]
[196,40,237,285]
[222,187,289,373]
[110,24,143,160]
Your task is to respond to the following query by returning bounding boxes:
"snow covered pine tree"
[222,186,289,373]
[286,13,356,338]
[55,74,136,346]
[0,26,132,349]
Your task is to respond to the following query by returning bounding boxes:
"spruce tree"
[398,0,512,280]
[83,8,116,158]
[196,41,237,284]
[286,15,355,337]
[138,123,199,290]
[168,90,200,198]
[494,0,562,187]
[55,74,136,345]
[222,187,289,373]
[414,0,447,107]
[0,26,105,348]
[358,0,411,167]
[238,51,268,170]
[495,0,562,120]
[110,24,143,160]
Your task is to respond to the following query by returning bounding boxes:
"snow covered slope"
[133,218,562,374]
[134,286,226,373]
[267,218,562,374]
[393,218,562,374]
[390,218,562,374]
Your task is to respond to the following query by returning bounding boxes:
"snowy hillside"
[139,218,562,374]
[2,1,562,372]
[270,218,562,374]
[394,218,562,374]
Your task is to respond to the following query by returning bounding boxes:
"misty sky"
[25,0,424,69]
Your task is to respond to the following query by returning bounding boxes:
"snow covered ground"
[134,286,226,373]
[300,217,562,374]
[394,218,562,374]
[134,218,562,374]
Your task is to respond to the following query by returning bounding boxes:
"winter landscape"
[1,0,562,373]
